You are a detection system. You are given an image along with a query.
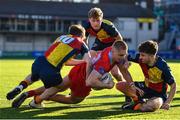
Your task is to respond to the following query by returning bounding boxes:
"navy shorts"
[31,56,63,88]
[134,82,167,102]
[91,38,113,51]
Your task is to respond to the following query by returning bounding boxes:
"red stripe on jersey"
[44,42,59,57]
[101,37,115,43]
[148,82,168,93]
[139,61,149,78]
[87,28,97,36]
[68,37,83,51]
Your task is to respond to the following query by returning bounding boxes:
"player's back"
[45,35,84,68]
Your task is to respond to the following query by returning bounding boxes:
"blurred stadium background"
[0,0,179,59]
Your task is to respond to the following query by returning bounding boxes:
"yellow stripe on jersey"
[103,19,113,25]
[97,29,110,40]
[148,67,163,83]
[46,42,73,67]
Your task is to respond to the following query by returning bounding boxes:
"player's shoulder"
[101,47,112,55]
[102,19,113,25]
[156,56,169,70]
[92,47,111,63]
[102,19,116,32]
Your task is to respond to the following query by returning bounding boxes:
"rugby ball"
[100,73,113,84]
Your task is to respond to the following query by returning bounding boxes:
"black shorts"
[31,56,63,88]
[91,38,113,51]
[134,82,167,102]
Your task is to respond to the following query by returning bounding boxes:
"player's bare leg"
[48,93,85,104]
[29,76,70,108]
[48,75,85,104]
[139,97,163,112]
[123,97,163,112]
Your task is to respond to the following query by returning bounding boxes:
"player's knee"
[141,97,163,112]
[151,97,163,111]
[71,98,84,104]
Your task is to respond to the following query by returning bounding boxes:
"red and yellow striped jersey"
[128,54,175,93]
[44,35,88,68]
[83,19,119,43]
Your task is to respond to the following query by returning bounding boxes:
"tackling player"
[116,40,176,112]
[6,24,90,104]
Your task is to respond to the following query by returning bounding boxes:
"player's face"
[139,52,153,64]
[89,17,102,31]
[112,47,127,62]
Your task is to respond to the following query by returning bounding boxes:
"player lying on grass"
[6,24,90,104]
[12,40,132,108]
[116,40,176,112]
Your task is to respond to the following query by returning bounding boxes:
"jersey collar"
[108,50,113,65]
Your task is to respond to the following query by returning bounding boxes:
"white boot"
[29,99,45,109]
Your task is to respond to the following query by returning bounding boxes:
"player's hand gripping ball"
[100,73,113,84]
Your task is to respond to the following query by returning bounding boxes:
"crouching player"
[116,40,176,112]
[12,40,131,108]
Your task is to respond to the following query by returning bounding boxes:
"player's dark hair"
[69,24,85,38]
[138,40,158,55]
[88,7,103,19]
[113,40,127,50]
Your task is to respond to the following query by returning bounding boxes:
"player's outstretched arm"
[65,59,86,66]
[117,63,133,83]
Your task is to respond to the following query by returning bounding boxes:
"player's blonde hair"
[113,40,128,50]
[88,7,103,19]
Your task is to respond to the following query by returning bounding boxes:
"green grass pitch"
[0,59,180,119]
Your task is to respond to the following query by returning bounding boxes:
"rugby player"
[7,24,89,104]
[116,40,176,112]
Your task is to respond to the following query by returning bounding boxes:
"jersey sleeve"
[128,54,140,63]
[162,63,175,85]
[103,21,119,38]
[80,42,89,56]
[109,24,119,37]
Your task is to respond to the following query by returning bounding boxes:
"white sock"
[17,85,23,91]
